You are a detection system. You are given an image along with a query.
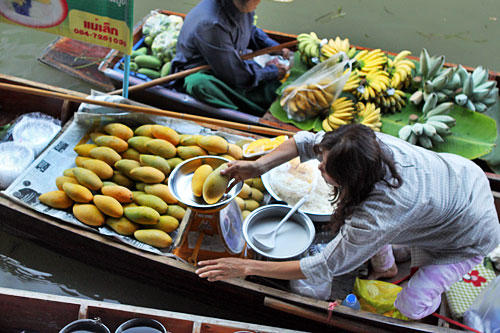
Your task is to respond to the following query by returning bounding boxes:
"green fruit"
[138,68,161,80]
[135,55,162,69]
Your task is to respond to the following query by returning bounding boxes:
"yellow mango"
[198,135,229,154]
[237,183,252,199]
[135,182,147,192]
[73,204,105,227]
[132,191,146,201]
[220,154,235,161]
[130,166,165,184]
[202,163,230,204]
[63,168,78,177]
[75,156,92,167]
[55,176,79,191]
[94,135,128,153]
[151,125,180,146]
[234,196,245,211]
[102,181,118,187]
[39,190,73,209]
[166,204,186,221]
[124,206,160,225]
[166,157,183,170]
[74,144,98,157]
[89,132,106,142]
[127,136,153,153]
[227,143,243,160]
[123,202,138,209]
[139,154,171,176]
[111,170,134,189]
[191,164,213,197]
[244,179,253,186]
[250,187,264,202]
[179,134,203,146]
[244,199,259,211]
[72,167,103,191]
[101,185,133,203]
[144,184,178,204]
[134,229,172,248]
[106,216,139,236]
[251,177,265,191]
[242,210,252,220]
[103,123,134,140]
[145,139,177,159]
[135,194,168,214]
[177,146,207,160]
[63,182,93,203]
[93,194,123,218]
[201,157,225,169]
[81,159,114,179]
[114,159,141,180]
[154,215,179,233]
[120,148,141,161]
[89,146,122,166]
[134,124,154,137]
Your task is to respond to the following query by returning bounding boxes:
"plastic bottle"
[342,293,361,310]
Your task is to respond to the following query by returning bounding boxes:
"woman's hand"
[281,48,293,60]
[221,160,262,191]
[196,258,249,282]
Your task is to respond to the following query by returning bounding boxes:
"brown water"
[0,0,499,326]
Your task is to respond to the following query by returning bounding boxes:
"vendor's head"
[233,0,261,13]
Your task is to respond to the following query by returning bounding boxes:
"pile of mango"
[38,123,266,249]
[235,178,266,220]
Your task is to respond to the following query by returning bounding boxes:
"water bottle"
[342,293,361,310]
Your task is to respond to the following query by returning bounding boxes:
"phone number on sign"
[73,29,127,47]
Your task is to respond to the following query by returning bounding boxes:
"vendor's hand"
[281,48,293,60]
[196,258,249,282]
[221,160,262,192]
[275,63,289,80]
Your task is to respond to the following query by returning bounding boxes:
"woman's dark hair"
[314,124,402,231]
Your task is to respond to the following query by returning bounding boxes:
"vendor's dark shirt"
[170,0,279,89]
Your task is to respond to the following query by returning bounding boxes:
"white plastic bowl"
[0,142,35,189]
[12,117,60,156]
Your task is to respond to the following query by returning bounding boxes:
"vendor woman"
[195,124,500,320]
[169,0,291,115]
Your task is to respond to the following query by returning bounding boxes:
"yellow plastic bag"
[353,278,408,320]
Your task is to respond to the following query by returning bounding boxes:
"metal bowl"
[115,318,166,333]
[168,155,243,211]
[243,204,315,260]
[59,319,110,333]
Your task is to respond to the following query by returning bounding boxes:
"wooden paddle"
[0,82,296,137]
[109,40,298,96]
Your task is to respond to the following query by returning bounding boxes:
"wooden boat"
[0,73,496,332]
[0,286,304,332]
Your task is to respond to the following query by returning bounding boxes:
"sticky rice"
[268,158,334,214]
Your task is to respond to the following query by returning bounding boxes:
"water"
[0,0,499,326]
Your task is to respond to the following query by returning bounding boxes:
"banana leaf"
[381,102,497,160]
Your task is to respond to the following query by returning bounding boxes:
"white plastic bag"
[463,275,500,333]
[280,52,351,122]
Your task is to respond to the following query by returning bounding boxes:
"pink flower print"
[462,270,487,287]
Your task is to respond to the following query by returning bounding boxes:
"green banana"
[422,123,437,137]
[430,133,444,143]
[420,48,430,79]
[463,75,474,96]
[427,55,445,80]
[426,115,456,126]
[411,123,423,136]
[425,102,454,118]
[418,135,433,149]
[422,93,438,113]
[398,125,413,141]
[427,120,451,135]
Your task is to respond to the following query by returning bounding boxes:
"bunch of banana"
[356,102,382,131]
[322,97,356,131]
[374,89,407,114]
[354,49,388,76]
[342,70,361,92]
[320,36,357,62]
[418,48,446,83]
[297,32,321,67]
[355,69,390,101]
[386,50,416,90]
[453,65,499,112]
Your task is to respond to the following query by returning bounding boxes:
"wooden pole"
[0,83,296,137]
[109,40,298,96]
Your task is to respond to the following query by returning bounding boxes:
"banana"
[455,93,468,106]
[430,133,444,143]
[465,99,476,111]
[322,118,334,131]
[422,93,438,113]
[422,123,437,137]
[420,48,430,78]
[472,66,488,86]
[463,75,474,96]
[328,115,348,126]
[394,50,412,63]
[418,135,433,149]
[424,102,454,118]
[475,80,496,91]
[408,132,418,145]
[456,65,469,83]
[427,55,445,79]
[411,123,424,136]
[427,121,451,135]
[312,89,330,109]
[398,125,413,141]
[472,88,491,100]
[431,75,448,91]
[474,102,487,113]
[426,115,456,126]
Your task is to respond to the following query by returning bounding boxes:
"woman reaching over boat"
[169,0,291,116]
[195,124,500,320]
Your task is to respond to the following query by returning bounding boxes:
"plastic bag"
[463,275,500,333]
[142,13,171,38]
[151,29,180,63]
[280,52,351,122]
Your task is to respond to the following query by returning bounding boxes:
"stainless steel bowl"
[168,155,243,211]
[243,204,315,260]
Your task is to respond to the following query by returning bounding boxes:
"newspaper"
[1,95,254,259]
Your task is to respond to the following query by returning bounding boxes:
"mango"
[191,164,213,197]
[72,167,103,191]
[166,157,183,170]
[93,195,123,218]
[55,176,79,191]
[114,159,141,179]
[144,184,178,204]
[134,124,154,137]
[237,183,252,199]
[177,146,207,160]
[101,185,133,203]
[124,206,160,225]
[139,154,171,176]
[73,204,105,227]
[89,146,121,166]
[103,123,134,141]
[251,177,265,191]
[132,191,146,200]
[220,154,235,161]
[227,143,243,160]
[89,132,106,142]
[63,168,78,177]
[106,216,139,236]
[166,205,186,221]
[134,229,172,248]
[94,135,128,153]
[63,182,93,203]
[250,188,264,202]
[145,139,176,159]
[234,197,245,211]
[123,202,138,209]
[198,135,229,154]
[102,181,118,187]
[74,144,98,157]
[201,157,225,169]
[135,182,147,192]
[81,159,114,179]
[154,215,179,233]
[111,170,134,189]
[202,163,230,204]
[244,199,259,211]
[135,194,168,214]
[120,148,141,162]
[128,136,153,153]
[39,190,73,209]
[151,125,180,146]
[179,134,203,146]
[130,166,165,184]
[75,156,92,167]
[242,210,252,220]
